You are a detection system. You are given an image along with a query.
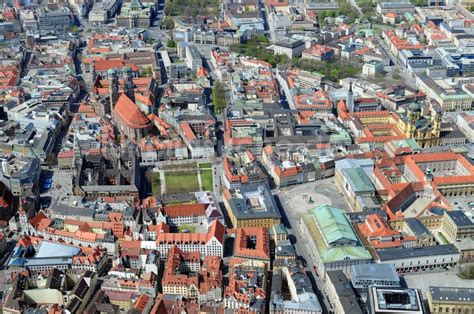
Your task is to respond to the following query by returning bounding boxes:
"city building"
[223,184,281,228]
[362,60,384,77]
[367,287,424,314]
[223,150,269,189]
[373,152,474,227]
[375,244,459,273]
[37,6,72,31]
[224,258,267,313]
[262,146,320,188]
[376,2,415,14]
[441,210,474,243]
[273,39,305,59]
[116,0,153,28]
[302,45,335,62]
[150,220,225,258]
[350,263,400,291]
[456,111,474,143]
[112,93,151,141]
[325,270,363,314]
[161,246,222,303]
[403,218,436,247]
[270,224,288,244]
[335,159,376,211]
[357,213,416,249]
[74,146,140,200]
[270,265,322,313]
[300,204,372,276]
[0,155,41,197]
[416,73,472,111]
[427,286,474,314]
[233,227,271,262]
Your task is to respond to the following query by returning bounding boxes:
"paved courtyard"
[403,270,474,299]
[279,178,351,217]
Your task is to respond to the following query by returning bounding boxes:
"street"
[275,178,349,313]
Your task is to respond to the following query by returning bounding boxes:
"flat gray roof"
[25,257,72,267]
[377,244,458,261]
[351,263,400,282]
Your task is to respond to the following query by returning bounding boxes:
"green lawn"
[200,169,213,191]
[151,172,161,196]
[165,171,200,194]
[178,224,196,233]
[199,163,212,169]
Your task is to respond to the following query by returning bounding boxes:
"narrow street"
[277,191,333,313]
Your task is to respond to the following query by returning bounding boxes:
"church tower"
[108,68,119,114]
[346,81,354,113]
[123,66,135,102]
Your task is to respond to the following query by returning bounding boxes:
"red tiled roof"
[162,204,207,217]
[234,227,270,261]
[113,94,150,129]
[94,59,139,72]
[134,294,151,312]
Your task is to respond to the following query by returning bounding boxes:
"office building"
[367,287,424,314]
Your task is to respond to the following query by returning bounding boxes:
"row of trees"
[230,36,361,81]
[292,58,361,82]
[164,0,218,17]
[212,81,227,114]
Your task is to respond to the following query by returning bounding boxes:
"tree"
[46,153,58,167]
[212,81,227,114]
[162,16,175,30]
[141,66,153,77]
[392,68,401,80]
[166,39,176,48]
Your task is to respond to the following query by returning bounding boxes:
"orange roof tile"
[162,204,207,217]
[113,94,150,129]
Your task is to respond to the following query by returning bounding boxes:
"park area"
[165,171,200,194]
[149,162,214,195]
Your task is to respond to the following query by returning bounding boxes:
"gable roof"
[312,205,358,244]
[113,94,150,129]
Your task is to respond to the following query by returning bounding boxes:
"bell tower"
[123,66,135,102]
[108,68,119,114]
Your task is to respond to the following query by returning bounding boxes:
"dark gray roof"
[275,240,296,257]
[51,203,96,218]
[326,271,363,313]
[227,184,281,220]
[405,218,430,237]
[428,286,474,303]
[446,210,473,227]
[275,39,305,49]
[376,244,458,261]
